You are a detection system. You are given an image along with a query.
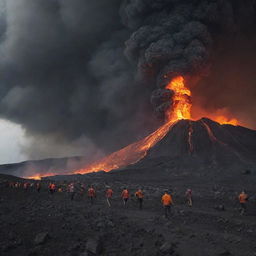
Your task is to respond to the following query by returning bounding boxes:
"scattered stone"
[214,205,225,211]
[218,249,232,255]
[159,242,174,254]
[86,237,102,255]
[242,169,251,175]
[34,232,49,245]
[79,252,88,256]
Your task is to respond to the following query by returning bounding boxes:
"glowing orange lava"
[25,173,56,180]
[165,76,192,122]
[75,121,176,174]
[213,115,238,126]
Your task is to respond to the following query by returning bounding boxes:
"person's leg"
[188,197,192,206]
[107,197,111,207]
[241,203,246,215]
[164,206,168,218]
[139,198,143,210]
[240,203,244,215]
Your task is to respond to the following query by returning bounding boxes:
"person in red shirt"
[121,188,129,206]
[106,187,113,207]
[88,186,96,205]
[49,183,56,194]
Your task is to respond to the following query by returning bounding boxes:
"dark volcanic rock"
[159,241,175,254]
[86,237,102,255]
[34,232,49,245]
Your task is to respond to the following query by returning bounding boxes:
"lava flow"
[75,76,191,174]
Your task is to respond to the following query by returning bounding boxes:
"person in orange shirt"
[161,191,173,218]
[135,189,144,210]
[238,190,248,215]
[121,188,129,206]
[106,187,113,207]
[88,186,96,205]
[49,183,56,195]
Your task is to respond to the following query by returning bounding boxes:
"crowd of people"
[4,181,250,217]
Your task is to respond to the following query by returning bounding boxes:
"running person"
[106,187,113,207]
[135,189,144,210]
[161,191,173,218]
[88,186,96,205]
[121,188,129,206]
[238,190,248,215]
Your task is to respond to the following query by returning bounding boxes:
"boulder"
[34,232,49,245]
[86,237,102,255]
[159,241,174,254]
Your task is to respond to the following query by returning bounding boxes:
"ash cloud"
[0,0,157,167]
[0,0,255,173]
[121,0,256,121]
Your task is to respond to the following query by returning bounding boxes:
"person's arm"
[170,196,174,205]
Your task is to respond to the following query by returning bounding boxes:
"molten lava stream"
[75,120,176,174]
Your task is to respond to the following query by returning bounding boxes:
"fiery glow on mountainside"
[213,116,238,126]
[165,76,192,122]
[75,121,176,174]
[26,173,57,180]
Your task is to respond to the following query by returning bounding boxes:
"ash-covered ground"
[0,168,256,256]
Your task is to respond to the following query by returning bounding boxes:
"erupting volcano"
[74,76,253,175]
[74,76,190,174]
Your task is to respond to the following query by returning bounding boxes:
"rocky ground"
[0,170,256,256]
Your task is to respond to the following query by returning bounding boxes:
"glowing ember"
[213,116,238,126]
[25,173,56,180]
[165,76,192,122]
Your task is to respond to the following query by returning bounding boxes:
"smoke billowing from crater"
[0,0,255,166]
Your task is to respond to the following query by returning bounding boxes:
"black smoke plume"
[0,0,255,168]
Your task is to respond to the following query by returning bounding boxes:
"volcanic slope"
[131,118,256,171]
